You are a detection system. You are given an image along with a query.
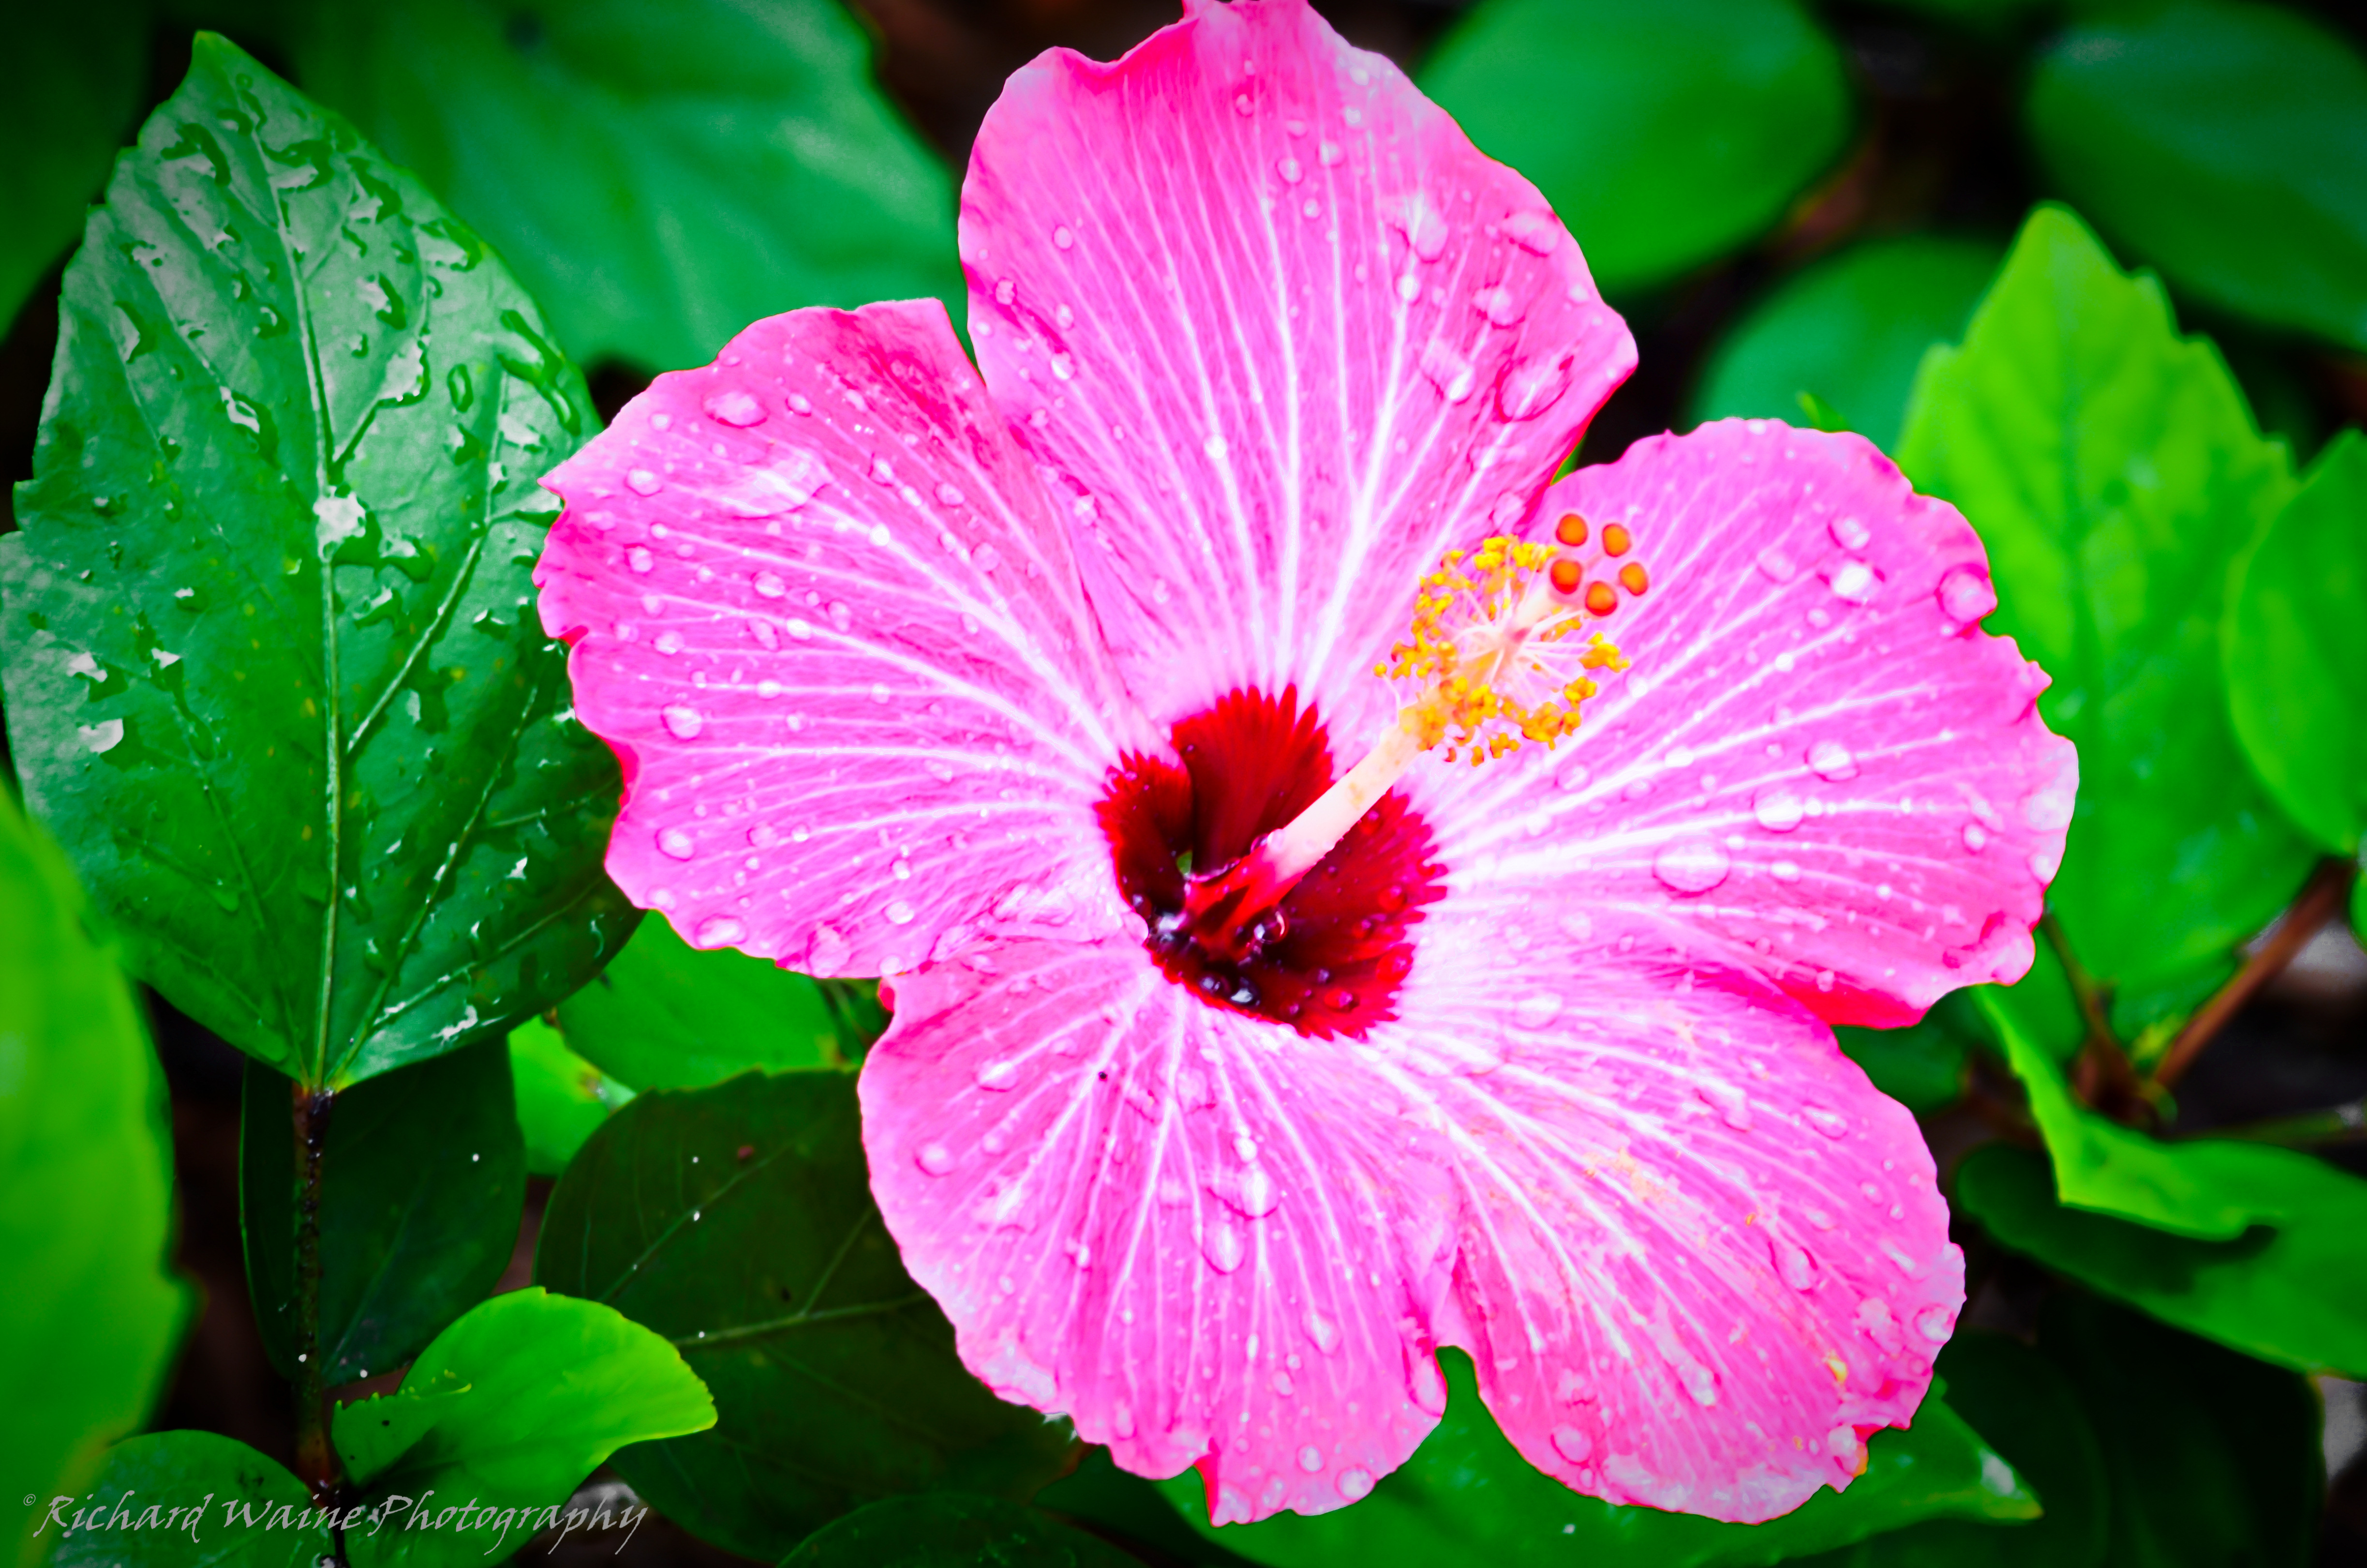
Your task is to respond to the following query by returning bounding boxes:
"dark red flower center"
[1096,687,1444,1039]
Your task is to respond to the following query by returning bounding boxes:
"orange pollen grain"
[1548,558,1584,596]
[1618,562,1650,596]
[1583,581,1619,615]
[1601,523,1632,557]
[1554,513,1589,548]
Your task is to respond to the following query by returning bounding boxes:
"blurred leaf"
[554,913,873,1089]
[1836,989,1984,1112]
[1419,0,1852,297]
[334,1285,715,1568]
[1039,1449,1265,1568]
[510,1013,632,1176]
[2225,431,2367,854]
[1895,204,2312,1035]
[0,34,637,1089]
[293,0,961,374]
[46,1430,327,1568]
[0,795,189,1543]
[1694,236,2005,451]
[1783,1332,2108,1568]
[0,1,148,337]
[1956,1145,2367,1378]
[784,1494,1146,1568]
[240,1039,524,1385]
[2034,1292,2319,1568]
[1150,1349,2034,1568]
[535,1071,1078,1562]
[2026,0,2367,351]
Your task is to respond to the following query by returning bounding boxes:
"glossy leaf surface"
[2027,0,2367,351]
[241,1039,524,1385]
[2225,430,2367,853]
[0,34,636,1090]
[784,1494,1145,1568]
[333,1285,715,1568]
[1690,236,2004,452]
[1151,1350,2033,1568]
[1895,204,2311,1033]
[295,0,961,373]
[1419,0,1851,297]
[0,795,189,1525]
[535,1071,1077,1563]
[553,914,865,1090]
[46,1430,328,1568]
[510,1013,632,1177]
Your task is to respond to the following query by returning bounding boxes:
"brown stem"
[2042,912,2145,1120]
[2153,858,2357,1093]
[290,1081,340,1507]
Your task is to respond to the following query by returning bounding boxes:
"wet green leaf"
[0,0,147,338]
[2225,431,2367,854]
[293,0,960,374]
[535,1071,1077,1563]
[2026,0,2367,351]
[1691,236,2004,452]
[510,1013,632,1177]
[1780,1333,2108,1568]
[1836,990,1987,1113]
[553,914,869,1090]
[1419,0,1852,298]
[0,795,189,1539]
[1895,204,2312,1034]
[240,1038,524,1386]
[45,1430,328,1568]
[784,1494,1146,1568]
[334,1286,715,1568]
[1149,1350,2033,1568]
[0,34,638,1090]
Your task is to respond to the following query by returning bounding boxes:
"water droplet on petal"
[1551,1425,1593,1464]
[625,468,663,496]
[975,1058,1020,1090]
[1203,1218,1245,1273]
[696,915,745,946]
[1276,156,1303,183]
[1807,740,1858,780]
[807,924,849,970]
[1936,563,1996,627]
[1299,1445,1325,1473]
[1755,544,1800,582]
[917,1142,955,1175]
[626,546,655,574]
[1305,1311,1341,1353]
[1418,340,1476,403]
[1473,285,1523,327]
[1053,225,1075,250]
[1408,1353,1447,1414]
[1829,515,1870,550]
[1504,209,1558,254]
[702,389,766,427]
[973,544,1002,573]
[657,827,696,860]
[936,481,965,506]
[1338,1467,1375,1501]
[1653,838,1731,895]
[662,704,704,740]
[1803,1105,1849,1138]
[1962,821,1989,852]
[754,571,786,598]
[1917,1306,1954,1342]
[1775,1239,1816,1291]
[1752,785,1804,832]
[1514,993,1561,1029]
[1827,559,1881,604]
[1770,860,1801,883]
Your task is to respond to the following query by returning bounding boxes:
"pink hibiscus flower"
[534,0,2074,1528]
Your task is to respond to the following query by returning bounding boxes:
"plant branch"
[290,1081,341,1507]
[2153,857,2358,1093]
[2042,912,2146,1121]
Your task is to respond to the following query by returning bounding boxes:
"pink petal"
[860,936,1455,1521]
[535,300,1139,974]
[1379,905,1963,1522]
[959,0,1635,732]
[1416,420,2075,1027]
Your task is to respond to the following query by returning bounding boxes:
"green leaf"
[784,1494,1147,1568]
[1778,1333,2109,1568]
[240,1038,525,1385]
[1955,1145,2367,1380]
[510,1013,631,1177]
[1692,236,2005,452]
[0,33,638,1090]
[2033,1292,2319,1568]
[0,2,148,339]
[291,0,961,374]
[2225,431,2367,853]
[534,1070,1077,1563]
[1038,1449,1266,1568]
[553,913,875,1089]
[1894,204,2312,1034]
[1835,990,1986,1113]
[0,795,190,1536]
[2025,0,2367,352]
[333,1285,715,1568]
[44,1430,329,1568]
[1149,1349,2033,1568]
[1418,0,1852,298]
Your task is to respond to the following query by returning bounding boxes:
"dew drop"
[975,1058,1021,1090]
[808,924,849,970]
[1652,838,1731,896]
[657,827,696,860]
[625,468,663,496]
[1305,1311,1341,1353]
[696,915,746,946]
[1514,992,1562,1029]
[1775,1239,1816,1292]
[1203,1219,1245,1273]
[1503,209,1558,254]
[662,704,705,740]
[1418,340,1475,403]
[787,618,813,640]
[1827,559,1881,604]
[1277,156,1303,184]
[1829,514,1870,551]
[1936,563,1996,627]
[1802,1105,1850,1138]
[1053,225,1075,250]
[1770,860,1802,883]
[1752,785,1805,833]
[885,899,916,925]
[1299,1445,1325,1474]
[1806,740,1858,781]
[1338,1467,1375,1502]
[1551,1425,1593,1464]
[626,546,654,574]
[1916,1306,1954,1343]
[917,1142,955,1175]
[1408,1353,1447,1414]
[754,571,786,598]
[1755,544,1800,583]
[1962,821,1989,852]
[1473,285,1523,327]
[936,481,966,506]
[973,544,1002,573]
[702,389,766,427]
[654,630,683,656]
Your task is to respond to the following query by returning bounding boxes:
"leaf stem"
[291,1081,342,1507]
[2041,912,2146,1121]
[2152,857,2357,1093]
